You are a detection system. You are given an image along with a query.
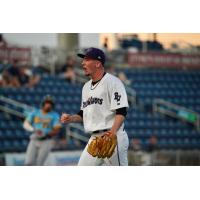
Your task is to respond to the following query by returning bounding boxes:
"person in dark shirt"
[18,66,30,86]
[0,34,7,47]
[147,135,158,152]
[61,56,75,73]
[60,56,76,83]
[7,59,21,87]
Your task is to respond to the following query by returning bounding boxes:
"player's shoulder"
[31,108,40,115]
[26,108,39,119]
[105,73,123,85]
[105,73,119,81]
[83,79,92,89]
[50,111,59,117]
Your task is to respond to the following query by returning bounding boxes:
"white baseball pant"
[78,129,129,166]
[25,134,53,166]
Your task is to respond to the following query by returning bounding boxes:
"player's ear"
[96,61,101,68]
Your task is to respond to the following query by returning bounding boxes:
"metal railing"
[0,96,34,118]
[65,123,88,143]
[153,98,200,131]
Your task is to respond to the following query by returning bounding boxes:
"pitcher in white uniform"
[61,47,129,166]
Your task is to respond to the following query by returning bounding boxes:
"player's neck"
[41,109,49,115]
[91,70,105,82]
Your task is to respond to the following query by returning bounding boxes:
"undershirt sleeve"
[116,107,127,117]
[77,110,83,118]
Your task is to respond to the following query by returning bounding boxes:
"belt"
[92,129,109,134]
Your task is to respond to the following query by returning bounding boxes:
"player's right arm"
[60,113,83,124]
[61,87,85,124]
[23,110,35,132]
[23,120,34,132]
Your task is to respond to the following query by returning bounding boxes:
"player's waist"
[92,129,109,134]
[89,127,125,135]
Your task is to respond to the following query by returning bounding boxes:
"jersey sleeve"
[26,110,36,124]
[80,95,84,110]
[52,113,62,129]
[80,84,85,110]
[109,78,129,111]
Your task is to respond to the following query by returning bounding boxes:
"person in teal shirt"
[23,95,61,165]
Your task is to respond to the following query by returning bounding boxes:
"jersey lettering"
[83,96,103,108]
[114,92,121,105]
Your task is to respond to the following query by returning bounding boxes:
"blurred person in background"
[106,65,118,76]
[63,66,76,83]
[129,138,144,165]
[147,135,158,152]
[0,70,11,87]
[107,65,131,86]
[61,56,75,72]
[103,37,109,51]
[145,135,159,165]
[118,71,131,86]
[131,138,141,151]
[18,66,30,86]
[0,61,41,88]
[6,59,21,87]
[19,65,41,87]
[23,95,61,165]
[0,34,7,47]
[60,56,76,83]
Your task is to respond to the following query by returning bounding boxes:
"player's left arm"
[108,78,129,136]
[47,113,62,137]
[110,114,125,135]
[47,126,61,137]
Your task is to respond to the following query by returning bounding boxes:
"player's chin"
[45,108,52,112]
[84,72,90,76]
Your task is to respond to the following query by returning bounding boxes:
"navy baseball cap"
[77,47,106,65]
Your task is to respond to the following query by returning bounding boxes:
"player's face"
[43,102,53,112]
[82,57,98,76]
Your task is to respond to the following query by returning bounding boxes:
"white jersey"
[81,73,129,133]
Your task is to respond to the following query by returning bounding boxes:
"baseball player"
[61,47,129,166]
[23,95,61,165]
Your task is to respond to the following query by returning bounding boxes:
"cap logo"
[98,56,101,59]
[86,48,92,53]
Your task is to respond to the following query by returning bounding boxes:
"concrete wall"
[3,33,58,47]
[78,33,100,49]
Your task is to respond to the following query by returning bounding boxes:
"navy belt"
[92,129,109,134]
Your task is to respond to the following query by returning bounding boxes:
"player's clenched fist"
[60,113,71,123]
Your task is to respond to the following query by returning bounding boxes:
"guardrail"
[153,98,200,131]
[65,123,88,143]
[0,95,34,118]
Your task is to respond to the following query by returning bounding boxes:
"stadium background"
[0,33,200,166]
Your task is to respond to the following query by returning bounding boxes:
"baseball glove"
[87,131,117,159]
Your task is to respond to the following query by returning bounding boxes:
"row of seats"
[0,139,28,152]
[139,138,200,150]
[128,129,200,138]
